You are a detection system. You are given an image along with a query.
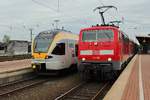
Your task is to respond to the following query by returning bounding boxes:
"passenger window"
[52,43,65,55]
[69,43,74,48]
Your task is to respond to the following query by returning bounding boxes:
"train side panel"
[77,26,137,80]
[78,27,123,70]
[32,30,78,74]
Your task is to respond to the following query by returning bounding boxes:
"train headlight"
[45,55,53,59]
[45,55,48,59]
[31,55,34,59]
[82,58,86,61]
[94,42,98,46]
[32,65,36,69]
[108,58,112,61]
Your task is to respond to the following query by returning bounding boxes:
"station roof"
[136,34,150,45]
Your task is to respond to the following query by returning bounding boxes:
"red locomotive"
[77,6,138,80]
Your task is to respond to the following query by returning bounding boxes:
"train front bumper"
[78,60,121,71]
[31,59,66,70]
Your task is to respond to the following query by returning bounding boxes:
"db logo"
[93,50,99,55]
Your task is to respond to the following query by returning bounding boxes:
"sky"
[0,0,150,42]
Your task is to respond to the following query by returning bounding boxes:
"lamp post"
[54,19,60,29]
[29,28,33,42]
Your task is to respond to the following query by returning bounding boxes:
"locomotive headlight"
[82,58,86,61]
[94,42,98,46]
[108,58,112,61]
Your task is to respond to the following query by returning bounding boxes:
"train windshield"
[34,37,53,53]
[82,30,114,42]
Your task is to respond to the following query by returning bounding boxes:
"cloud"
[0,0,149,41]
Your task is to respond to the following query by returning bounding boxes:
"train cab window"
[75,44,78,57]
[122,34,126,42]
[124,35,129,42]
[82,30,114,42]
[82,31,97,42]
[52,43,65,55]
[122,33,129,44]
[97,30,114,41]
[119,32,122,41]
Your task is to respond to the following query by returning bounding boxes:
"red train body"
[78,25,137,80]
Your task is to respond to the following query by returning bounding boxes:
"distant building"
[0,42,6,54]
[6,40,31,55]
[136,35,150,54]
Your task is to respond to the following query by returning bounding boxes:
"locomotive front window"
[97,30,114,41]
[34,38,53,53]
[82,31,96,42]
[82,30,114,42]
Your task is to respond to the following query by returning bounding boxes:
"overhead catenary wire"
[3,0,146,33]
[97,0,150,30]
[96,0,119,24]
[32,0,57,12]
[31,0,91,25]
[32,0,99,28]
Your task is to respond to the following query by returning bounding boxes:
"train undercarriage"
[78,62,121,81]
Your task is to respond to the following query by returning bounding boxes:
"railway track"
[0,54,31,62]
[55,82,110,100]
[0,76,51,97]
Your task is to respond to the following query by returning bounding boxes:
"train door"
[68,42,75,64]
[118,32,123,61]
[74,44,78,64]
[51,42,66,69]
[66,41,75,68]
[121,33,129,62]
[69,41,78,65]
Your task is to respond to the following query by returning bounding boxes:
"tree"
[2,35,10,44]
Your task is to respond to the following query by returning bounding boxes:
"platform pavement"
[0,59,33,84]
[0,59,31,74]
[104,54,150,100]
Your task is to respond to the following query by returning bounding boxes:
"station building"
[0,40,31,55]
[136,34,150,54]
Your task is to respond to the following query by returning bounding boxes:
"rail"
[0,54,31,62]
[0,76,50,96]
[55,82,110,100]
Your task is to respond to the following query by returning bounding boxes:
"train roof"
[39,29,71,34]
[136,34,150,38]
[36,29,73,38]
[136,35,150,45]
[80,25,119,31]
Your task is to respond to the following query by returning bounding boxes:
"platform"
[0,59,33,84]
[0,59,31,73]
[104,54,150,100]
